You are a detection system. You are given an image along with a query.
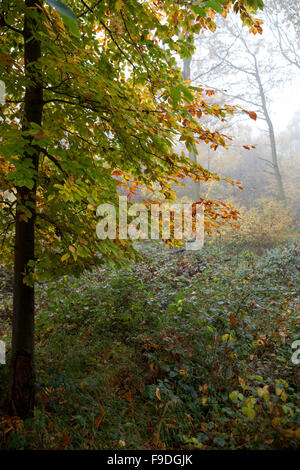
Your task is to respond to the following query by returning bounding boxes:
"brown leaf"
[242,109,257,121]
[61,433,70,448]
[229,314,238,326]
[95,407,104,428]
[33,131,44,140]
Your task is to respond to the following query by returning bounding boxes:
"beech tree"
[0,0,264,418]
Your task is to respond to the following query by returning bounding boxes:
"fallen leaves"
[61,432,70,448]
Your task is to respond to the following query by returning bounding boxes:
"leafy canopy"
[0,0,263,279]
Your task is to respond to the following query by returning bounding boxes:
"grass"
[0,241,299,450]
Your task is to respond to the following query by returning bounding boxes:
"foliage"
[0,240,299,449]
[0,0,265,281]
[210,200,295,254]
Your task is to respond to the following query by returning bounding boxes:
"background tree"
[264,0,300,70]
[191,14,287,202]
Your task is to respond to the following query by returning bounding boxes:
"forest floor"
[0,241,299,450]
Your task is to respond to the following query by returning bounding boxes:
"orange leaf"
[34,131,44,140]
[229,314,238,326]
[242,110,257,121]
[95,408,104,428]
[61,433,70,448]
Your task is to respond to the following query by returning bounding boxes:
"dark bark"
[9,0,42,419]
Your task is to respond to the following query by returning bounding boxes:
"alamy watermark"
[0,341,5,364]
[0,80,5,105]
[96,196,204,251]
[291,340,300,365]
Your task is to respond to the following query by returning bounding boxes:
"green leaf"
[204,1,223,13]
[170,86,181,108]
[242,406,255,419]
[45,0,80,37]
[60,13,80,37]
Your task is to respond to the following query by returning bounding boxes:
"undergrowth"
[0,241,299,449]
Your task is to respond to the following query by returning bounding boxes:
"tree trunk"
[9,0,42,419]
[182,58,201,202]
[254,56,286,203]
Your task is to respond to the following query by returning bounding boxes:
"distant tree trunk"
[182,57,192,82]
[254,56,286,203]
[182,58,201,202]
[9,0,43,419]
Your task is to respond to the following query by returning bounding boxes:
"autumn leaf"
[95,407,104,428]
[229,314,238,326]
[115,0,123,11]
[34,131,44,140]
[61,433,70,448]
[242,109,257,120]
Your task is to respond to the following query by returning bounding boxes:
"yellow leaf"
[281,391,287,402]
[61,253,70,262]
[242,406,255,419]
[258,387,264,398]
[155,387,161,401]
[115,0,122,11]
